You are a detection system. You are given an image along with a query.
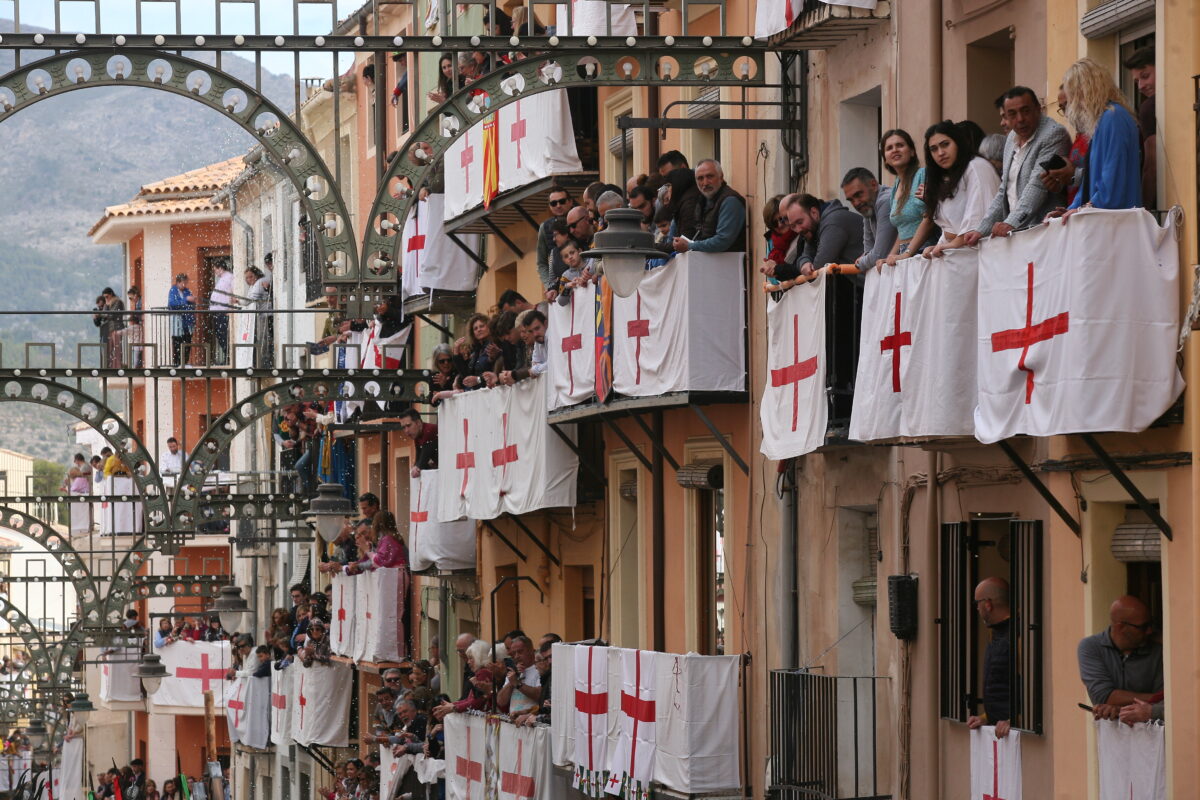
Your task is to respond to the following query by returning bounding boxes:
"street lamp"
[68,693,94,723]
[304,483,354,540]
[24,718,46,752]
[588,208,663,298]
[211,584,249,633]
[132,653,170,695]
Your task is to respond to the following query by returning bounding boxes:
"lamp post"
[587,208,663,298]
[132,653,170,696]
[211,585,250,634]
[303,483,354,540]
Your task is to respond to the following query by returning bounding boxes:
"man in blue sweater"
[672,159,746,254]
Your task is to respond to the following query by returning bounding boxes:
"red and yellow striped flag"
[482,112,500,208]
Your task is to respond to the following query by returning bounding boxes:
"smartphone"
[1077,702,1093,712]
[504,657,516,671]
[1040,154,1068,172]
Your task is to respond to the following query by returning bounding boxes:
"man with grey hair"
[455,632,477,699]
[673,159,745,253]
[384,697,428,753]
[595,190,624,224]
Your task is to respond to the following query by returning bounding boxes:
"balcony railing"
[769,670,890,800]
[764,0,892,51]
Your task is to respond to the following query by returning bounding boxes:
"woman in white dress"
[921,120,1001,259]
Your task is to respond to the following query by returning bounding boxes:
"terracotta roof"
[89,156,244,236]
[139,156,246,195]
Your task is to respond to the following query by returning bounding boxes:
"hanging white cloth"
[547,282,597,410]
[759,273,829,460]
[330,571,358,657]
[408,469,476,572]
[150,641,231,708]
[1096,720,1166,800]
[969,727,1022,800]
[269,665,294,747]
[291,660,352,747]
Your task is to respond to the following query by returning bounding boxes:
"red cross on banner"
[176,653,226,692]
[990,261,1069,404]
[626,293,650,385]
[576,647,606,770]
[770,314,818,432]
[406,212,425,283]
[491,413,519,491]
[500,738,536,798]
[271,691,286,711]
[880,291,911,393]
[456,418,476,497]
[460,138,475,193]
[983,739,1007,800]
[410,481,428,534]
[621,651,655,780]
[511,100,528,168]
[336,584,347,644]
[298,674,307,727]
[562,293,584,394]
[457,726,483,800]
[227,682,245,727]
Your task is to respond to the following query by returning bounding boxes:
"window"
[609,466,642,648]
[966,30,1015,136]
[696,485,725,654]
[939,518,1043,733]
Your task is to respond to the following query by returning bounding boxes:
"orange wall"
[170,379,231,453]
[129,232,145,291]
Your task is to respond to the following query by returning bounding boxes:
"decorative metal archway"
[0,49,360,280]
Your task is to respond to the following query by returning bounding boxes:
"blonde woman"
[1062,58,1141,210]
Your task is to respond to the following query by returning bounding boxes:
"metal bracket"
[1078,434,1172,540]
[548,425,607,487]
[481,519,528,562]
[628,413,681,472]
[505,514,562,568]
[690,405,750,476]
[602,418,653,472]
[481,216,525,258]
[414,313,454,338]
[299,743,337,776]
[995,440,1081,537]
[446,233,489,270]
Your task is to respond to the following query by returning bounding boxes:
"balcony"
[761,0,891,50]
[769,669,890,800]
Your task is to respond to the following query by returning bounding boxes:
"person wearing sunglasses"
[1078,594,1163,724]
[429,343,459,402]
[537,186,576,303]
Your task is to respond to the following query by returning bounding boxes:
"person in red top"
[399,408,438,477]
[761,195,798,287]
[432,666,497,719]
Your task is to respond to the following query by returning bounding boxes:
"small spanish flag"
[482,112,500,209]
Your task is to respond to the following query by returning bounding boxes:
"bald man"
[1078,595,1164,723]
[967,577,1013,737]
[455,632,478,700]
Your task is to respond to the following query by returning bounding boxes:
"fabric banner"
[269,665,293,746]
[151,641,231,708]
[357,319,411,370]
[611,253,746,399]
[55,736,83,800]
[225,673,270,749]
[548,282,598,409]
[352,571,372,662]
[653,653,742,793]
[400,194,481,298]
[550,643,576,768]
[606,649,657,797]
[445,713,487,800]
[363,567,406,663]
[436,381,578,521]
[330,571,358,657]
[969,727,1022,800]
[975,208,1183,443]
[1096,720,1166,800]
[408,469,476,572]
[97,476,142,536]
[292,661,352,747]
[379,747,409,800]
[754,0,877,38]
[850,250,979,441]
[571,645,610,794]
[498,724,552,800]
[99,648,142,703]
[760,273,828,460]
[444,91,582,220]
[233,310,256,369]
[554,0,636,35]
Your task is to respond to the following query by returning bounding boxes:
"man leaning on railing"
[672,159,746,254]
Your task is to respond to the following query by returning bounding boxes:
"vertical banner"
[330,571,357,657]
[498,725,552,800]
[269,665,293,746]
[1096,720,1165,800]
[970,727,1022,800]
[408,469,476,572]
[606,649,657,797]
[225,674,270,749]
[292,661,352,747]
[759,274,828,460]
[548,282,598,409]
[572,645,610,795]
[151,641,231,708]
[445,713,487,800]
[482,114,500,209]
[56,737,84,800]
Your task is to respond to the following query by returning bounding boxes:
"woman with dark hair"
[455,313,498,390]
[654,166,702,252]
[956,119,986,155]
[921,120,1000,259]
[879,129,933,266]
[426,52,455,105]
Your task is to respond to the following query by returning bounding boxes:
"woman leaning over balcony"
[921,120,1001,260]
[1059,58,1141,212]
[455,312,499,390]
[880,129,935,267]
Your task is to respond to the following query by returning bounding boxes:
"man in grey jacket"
[967,86,1071,244]
[772,193,864,281]
[840,168,897,271]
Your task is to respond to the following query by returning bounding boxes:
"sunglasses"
[384,676,403,682]
[549,198,569,207]
[436,358,451,364]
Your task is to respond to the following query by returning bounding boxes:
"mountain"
[0,22,299,461]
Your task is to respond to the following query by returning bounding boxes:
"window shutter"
[1009,519,1044,734]
[939,522,970,721]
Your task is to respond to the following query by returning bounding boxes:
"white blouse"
[934,156,1001,242]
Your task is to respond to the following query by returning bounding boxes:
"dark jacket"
[693,182,747,253]
[655,167,702,253]
[776,200,864,281]
[982,617,1011,723]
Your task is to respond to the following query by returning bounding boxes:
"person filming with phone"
[962,86,1071,246]
[496,635,542,716]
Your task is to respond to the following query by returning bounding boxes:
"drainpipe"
[779,459,798,667]
[651,411,665,651]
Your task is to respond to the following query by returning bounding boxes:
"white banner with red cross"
[401,194,481,298]
[54,736,83,800]
[291,660,352,746]
[150,641,231,708]
[554,0,636,35]
[409,469,476,572]
[269,664,293,746]
[98,648,143,703]
[330,571,357,657]
[605,649,657,797]
[497,724,552,800]
[363,566,407,663]
[569,645,610,795]
[445,713,488,800]
[970,727,1022,800]
[760,272,828,460]
[436,381,578,521]
[1096,720,1165,800]
[975,209,1183,442]
[548,282,598,410]
[224,673,270,749]
[850,249,979,441]
[356,318,411,371]
[611,253,746,399]
[444,90,582,221]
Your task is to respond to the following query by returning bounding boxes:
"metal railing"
[769,670,890,800]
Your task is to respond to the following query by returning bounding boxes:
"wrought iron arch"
[0,507,102,623]
[170,371,430,523]
[0,49,361,281]
[358,46,767,286]
[0,595,72,692]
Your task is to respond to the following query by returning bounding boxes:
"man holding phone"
[497,635,541,716]
[964,86,1072,245]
